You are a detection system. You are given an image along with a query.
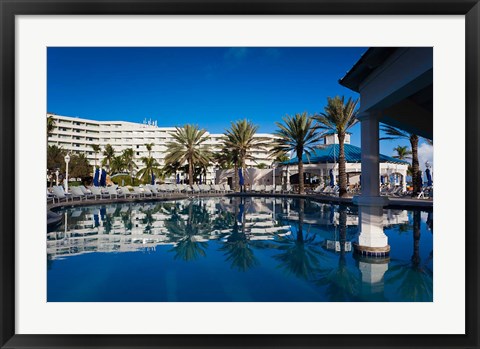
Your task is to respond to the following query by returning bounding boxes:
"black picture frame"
[1,0,478,348]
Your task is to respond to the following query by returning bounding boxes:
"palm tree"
[215,145,240,191]
[110,155,126,174]
[164,124,212,186]
[122,148,137,175]
[145,143,155,157]
[224,120,268,190]
[380,125,421,196]
[90,144,101,167]
[314,96,359,197]
[101,144,115,172]
[271,112,322,194]
[47,115,56,137]
[163,161,182,183]
[393,145,412,160]
[137,156,163,183]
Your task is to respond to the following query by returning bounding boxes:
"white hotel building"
[47,113,277,183]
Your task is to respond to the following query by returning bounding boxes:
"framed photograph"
[1,0,478,348]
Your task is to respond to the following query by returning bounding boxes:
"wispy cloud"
[418,142,433,170]
[224,47,248,60]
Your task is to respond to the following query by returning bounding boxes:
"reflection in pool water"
[47,197,433,302]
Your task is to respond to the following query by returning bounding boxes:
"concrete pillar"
[353,111,389,257]
[361,113,380,197]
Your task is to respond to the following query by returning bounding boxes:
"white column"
[353,111,389,256]
[353,112,388,207]
[361,114,380,196]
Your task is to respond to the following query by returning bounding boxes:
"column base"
[353,242,390,258]
[353,195,389,207]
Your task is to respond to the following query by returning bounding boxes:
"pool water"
[47,197,433,302]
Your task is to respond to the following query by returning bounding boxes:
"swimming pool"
[47,197,433,302]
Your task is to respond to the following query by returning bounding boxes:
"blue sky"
[47,47,429,159]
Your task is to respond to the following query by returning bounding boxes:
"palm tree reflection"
[165,201,210,261]
[314,205,361,301]
[273,200,325,280]
[386,210,433,301]
[219,198,260,272]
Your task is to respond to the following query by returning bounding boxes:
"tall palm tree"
[393,145,412,160]
[271,113,322,194]
[137,156,163,183]
[47,115,56,137]
[380,125,421,196]
[163,161,182,183]
[215,145,240,191]
[110,155,126,174]
[101,144,115,172]
[164,124,212,186]
[122,148,137,175]
[314,96,359,197]
[90,144,101,167]
[145,142,155,157]
[224,120,267,180]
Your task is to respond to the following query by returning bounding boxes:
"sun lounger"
[275,185,282,193]
[90,187,109,199]
[119,186,139,198]
[70,186,87,201]
[105,186,121,199]
[146,184,162,197]
[52,186,72,202]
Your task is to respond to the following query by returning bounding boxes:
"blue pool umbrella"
[329,169,334,187]
[93,168,100,187]
[425,168,433,186]
[380,175,385,185]
[329,205,335,224]
[151,172,155,185]
[100,169,107,187]
[199,174,202,184]
[176,173,180,184]
[239,168,244,186]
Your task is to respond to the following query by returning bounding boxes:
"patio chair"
[79,185,94,199]
[120,186,140,198]
[274,185,282,193]
[47,189,56,204]
[52,186,72,202]
[70,186,87,201]
[146,184,162,197]
[105,186,121,199]
[90,186,107,200]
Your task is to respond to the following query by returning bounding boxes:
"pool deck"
[48,192,432,211]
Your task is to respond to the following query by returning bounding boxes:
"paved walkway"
[48,192,432,211]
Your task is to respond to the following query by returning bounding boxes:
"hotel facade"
[47,113,277,183]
